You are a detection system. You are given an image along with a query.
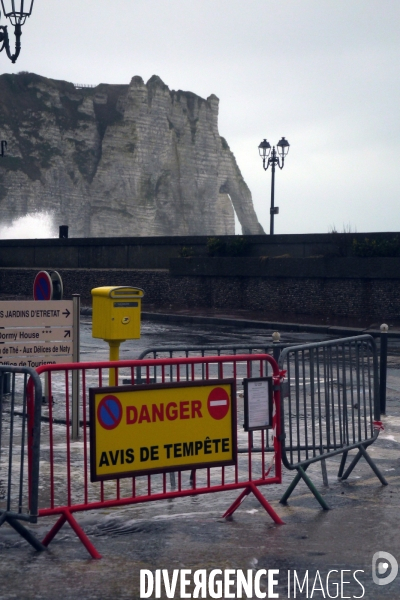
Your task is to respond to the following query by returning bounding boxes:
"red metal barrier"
[33,354,285,558]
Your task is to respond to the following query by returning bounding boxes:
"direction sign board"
[89,380,237,482]
[0,341,73,357]
[0,300,75,367]
[0,301,73,327]
[0,327,73,342]
[0,354,74,368]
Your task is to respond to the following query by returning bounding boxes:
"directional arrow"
[0,301,73,327]
[64,330,71,338]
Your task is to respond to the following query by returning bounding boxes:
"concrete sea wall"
[0,233,399,321]
[0,232,376,269]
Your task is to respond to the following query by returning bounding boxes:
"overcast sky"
[2,1,399,234]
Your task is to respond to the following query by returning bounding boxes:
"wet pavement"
[1,315,400,599]
[80,315,339,362]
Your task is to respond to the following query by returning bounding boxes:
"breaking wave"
[0,212,57,239]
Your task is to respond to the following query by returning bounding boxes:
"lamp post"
[0,0,34,64]
[0,1,34,156]
[258,137,290,235]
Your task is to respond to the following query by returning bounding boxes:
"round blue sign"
[33,271,53,300]
[97,395,123,430]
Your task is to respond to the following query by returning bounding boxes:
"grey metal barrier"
[137,343,282,360]
[135,344,282,439]
[136,342,289,380]
[0,366,44,550]
[278,335,387,510]
[379,323,389,414]
[135,344,290,489]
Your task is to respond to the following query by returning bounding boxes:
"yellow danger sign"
[89,380,237,481]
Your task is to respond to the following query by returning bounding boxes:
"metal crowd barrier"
[136,344,291,455]
[138,344,280,359]
[137,343,288,363]
[278,335,387,509]
[33,354,285,559]
[136,343,291,388]
[0,366,44,550]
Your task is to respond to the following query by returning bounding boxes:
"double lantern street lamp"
[0,0,34,64]
[258,137,290,235]
[0,1,34,156]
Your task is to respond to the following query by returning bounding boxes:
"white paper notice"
[247,380,270,428]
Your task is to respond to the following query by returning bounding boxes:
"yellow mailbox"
[91,286,145,385]
[91,286,144,341]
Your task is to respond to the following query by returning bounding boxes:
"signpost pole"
[71,295,80,440]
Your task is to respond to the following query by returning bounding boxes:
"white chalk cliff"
[0,72,264,236]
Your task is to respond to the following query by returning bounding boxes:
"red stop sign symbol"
[207,387,230,420]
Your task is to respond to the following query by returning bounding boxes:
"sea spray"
[0,212,57,239]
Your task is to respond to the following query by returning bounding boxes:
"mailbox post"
[91,286,144,385]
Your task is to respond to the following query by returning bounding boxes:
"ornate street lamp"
[258,136,290,235]
[0,1,34,156]
[0,0,34,64]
